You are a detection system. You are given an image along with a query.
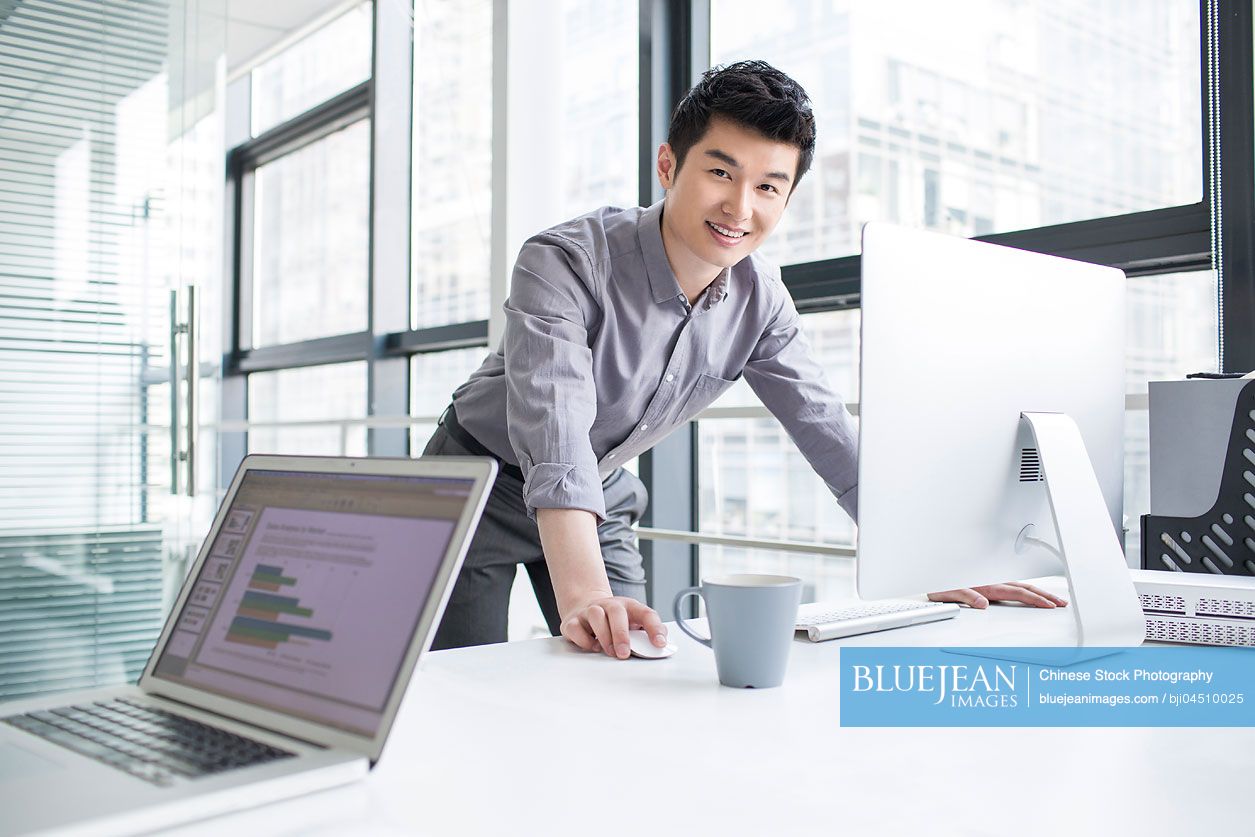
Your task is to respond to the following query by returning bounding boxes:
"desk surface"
[167,580,1252,837]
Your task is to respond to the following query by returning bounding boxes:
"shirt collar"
[638,199,732,310]
[639,200,682,304]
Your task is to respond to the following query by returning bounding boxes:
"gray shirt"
[451,200,859,523]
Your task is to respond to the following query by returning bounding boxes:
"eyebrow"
[703,148,792,183]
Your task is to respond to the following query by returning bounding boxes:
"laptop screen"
[152,468,474,738]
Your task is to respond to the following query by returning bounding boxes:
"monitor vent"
[1019,448,1043,482]
[1144,618,1255,646]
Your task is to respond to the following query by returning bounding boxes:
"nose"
[722,184,753,223]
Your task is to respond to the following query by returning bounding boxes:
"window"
[411,0,494,330]
[252,119,371,346]
[248,362,368,456]
[228,7,379,461]
[710,0,1203,265]
[699,310,860,550]
[409,347,491,451]
[556,0,639,217]
[250,4,373,136]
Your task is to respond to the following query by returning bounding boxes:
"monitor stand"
[1017,411,1146,647]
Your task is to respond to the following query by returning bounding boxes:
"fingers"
[626,600,668,646]
[560,614,600,653]
[585,604,613,656]
[928,588,989,609]
[989,585,1053,608]
[980,582,1065,609]
[1010,582,1068,607]
[606,602,631,659]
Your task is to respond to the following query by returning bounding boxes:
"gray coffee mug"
[672,574,803,688]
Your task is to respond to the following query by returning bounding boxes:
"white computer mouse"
[627,629,676,659]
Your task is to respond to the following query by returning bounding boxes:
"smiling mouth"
[706,220,748,244]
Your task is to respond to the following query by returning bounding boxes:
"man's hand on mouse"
[559,592,669,659]
[927,582,1068,609]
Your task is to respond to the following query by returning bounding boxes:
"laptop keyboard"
[2,698,294,787]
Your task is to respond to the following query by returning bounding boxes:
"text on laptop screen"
[152,469,474,737]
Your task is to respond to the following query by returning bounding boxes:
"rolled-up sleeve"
[743,291,860,523]
[504,238,606,521]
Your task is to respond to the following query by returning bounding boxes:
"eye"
[710,168,730,179]
[759,183,780,194]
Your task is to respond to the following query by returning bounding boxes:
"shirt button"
[665,374,675,382]
[607,453,616,460]
[640,424,649,432]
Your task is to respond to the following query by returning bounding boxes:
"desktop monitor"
[855,223,1144,646]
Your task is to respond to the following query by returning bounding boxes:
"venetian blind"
[0,0,171,698]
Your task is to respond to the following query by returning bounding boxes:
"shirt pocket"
[676,373,738,422]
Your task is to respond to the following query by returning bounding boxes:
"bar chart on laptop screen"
[192,506,455,708]
[223,564,336,650]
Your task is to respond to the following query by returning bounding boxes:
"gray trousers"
[422,424,649,649]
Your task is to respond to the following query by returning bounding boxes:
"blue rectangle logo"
[839,646,1255,727]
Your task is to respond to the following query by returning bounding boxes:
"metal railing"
[126,391,1151,559]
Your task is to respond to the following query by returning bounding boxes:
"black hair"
[667,60,816,189]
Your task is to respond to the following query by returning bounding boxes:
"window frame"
[221,2,491,469]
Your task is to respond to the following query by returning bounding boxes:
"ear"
[656,142,676,191]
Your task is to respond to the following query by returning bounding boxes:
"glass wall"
[0,0,225,699]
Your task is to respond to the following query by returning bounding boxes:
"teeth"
[708,221,746,239]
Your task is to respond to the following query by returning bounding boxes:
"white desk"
[166,580,1252,837]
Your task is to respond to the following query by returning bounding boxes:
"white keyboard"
[794,598,960,642]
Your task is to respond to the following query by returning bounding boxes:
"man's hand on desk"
[927,582,1068,609]
[537,507,669,660]
[559,593,669,659]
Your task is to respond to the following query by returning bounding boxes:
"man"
[425,60,1066,659]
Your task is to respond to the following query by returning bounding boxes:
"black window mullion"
[383,321,490,356]
[232,332,372,375]
[229,81,371,173]
[638,0,705,614]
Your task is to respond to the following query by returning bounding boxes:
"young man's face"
[656,116,800,277]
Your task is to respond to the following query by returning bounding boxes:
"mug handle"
[672,587,712,648]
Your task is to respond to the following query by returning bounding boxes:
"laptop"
[0,454,497,837]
